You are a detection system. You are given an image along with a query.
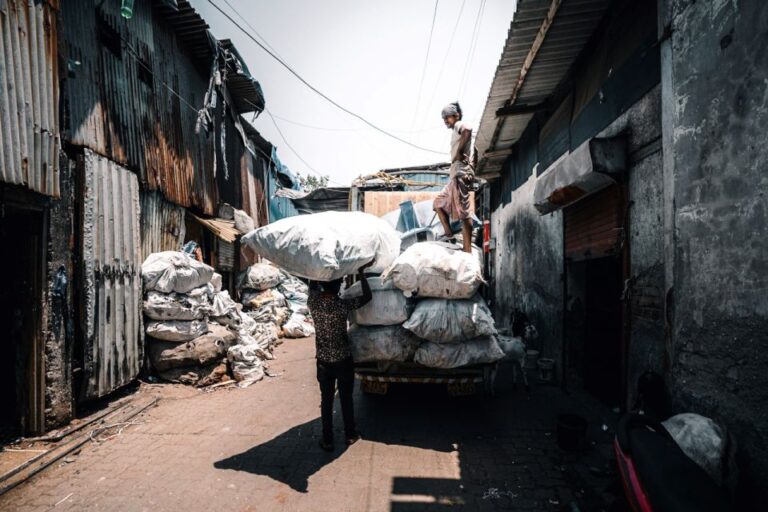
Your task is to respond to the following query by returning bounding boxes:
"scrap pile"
[237,262,315,339]
[141,252,278,388]
[349,241,505,368]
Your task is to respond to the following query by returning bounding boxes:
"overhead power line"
[458,0,487,99]
[411,0,440,129]
[206,0,445,155]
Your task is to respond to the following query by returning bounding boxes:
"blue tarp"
[267,147,300,222]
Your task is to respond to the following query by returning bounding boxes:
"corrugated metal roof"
[190,213,242,243]
[220,39,265,114]
[0,0,60,197]
[153,0,214,72]
[475,0,609,177]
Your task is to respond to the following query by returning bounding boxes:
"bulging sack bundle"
[282,313,315,338]
[241,288,286,310]
[142,251,214,294]
[348,324,422,363]
[403,295,497,343]
[237,263,282,291]
[143,290,210,321]
[341,277,411,326]
[414,337,505,369]
[382,242,482,299]
[241,211,401,281]
[146,319,209,342]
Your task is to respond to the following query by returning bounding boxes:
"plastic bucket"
[557,414,588,451]
[537,358,555,382]
[524,349,539,370]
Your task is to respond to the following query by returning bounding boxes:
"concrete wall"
[43,155,76,428]
[595,86,666,407]
[663,0,768,500]
[491,175,564,377]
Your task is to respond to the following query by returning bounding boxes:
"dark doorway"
[582,256,623,405]
[0,205,45,439]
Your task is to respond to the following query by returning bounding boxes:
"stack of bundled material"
[237,263,315,339]
[342,276,420,362]
[375,241,505,369]
[141,252,277,387]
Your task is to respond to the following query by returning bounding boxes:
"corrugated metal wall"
[0,0,59,196]
[240,149,268,227]
[80,150,142,399]
[140,190,185,261]
[60,0,218,214]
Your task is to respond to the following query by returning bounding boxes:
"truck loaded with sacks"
[242,207,508,395]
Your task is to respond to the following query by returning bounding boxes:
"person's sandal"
[319,439,334,452]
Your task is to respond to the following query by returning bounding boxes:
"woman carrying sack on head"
[433,101,475,253]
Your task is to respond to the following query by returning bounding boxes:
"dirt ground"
[0,337,623,511]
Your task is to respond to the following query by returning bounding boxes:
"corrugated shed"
[240,149,269,227]
[475,0,609,177]
[140,191,186,261]
[0,0,59,196]
[60,0,218,214]
[80,150,142,399]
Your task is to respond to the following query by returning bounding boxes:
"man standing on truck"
[434,101,475,253]
[307,262,373,451]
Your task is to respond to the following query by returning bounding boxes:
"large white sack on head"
[382,242,483,299]
[341,277,411,326]
[348,324,421,363]
[662,413,731,487]
[146,319,209,342]
[414,337,505,369]
[282,313,316,338]
[241,211,401,281]
[403,295,497,343]
[141,251,214,294]
[237,263,283,291]
[143,290,210,321]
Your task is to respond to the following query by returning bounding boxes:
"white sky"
[193,0,517,186]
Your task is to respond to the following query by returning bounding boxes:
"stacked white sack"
[237,262,314,339]
[348,324,422,363]
[341,276,412,326]
[381,241,483,299]
[403,295,497,344]
[241,211,401,281]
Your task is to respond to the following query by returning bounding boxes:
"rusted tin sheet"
[240,150,269,228]
[61,0,217,214]
[140,190,186,261]
[80,150,142,399]
[0,0,60,196]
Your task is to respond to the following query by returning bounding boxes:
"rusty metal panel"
[60,0,217,214]
[80,150,142,399]
[216,239,235,271]
[564,184,622,260]
[139,190,186,261]
[0,0,59,196]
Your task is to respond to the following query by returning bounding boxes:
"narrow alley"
[0,337,618,512]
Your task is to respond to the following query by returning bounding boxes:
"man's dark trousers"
[316,357,356,443]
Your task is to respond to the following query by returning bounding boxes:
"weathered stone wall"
[491,176,564,379]
[43,155,76,429]
[664,0,768,501]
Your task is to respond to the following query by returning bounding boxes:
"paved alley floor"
[1,338,622,512]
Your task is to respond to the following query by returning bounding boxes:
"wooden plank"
[363,191,475,218]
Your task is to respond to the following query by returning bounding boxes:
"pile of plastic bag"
[141,251,278,387]
[344,240,504,369]
[237,262,315,339]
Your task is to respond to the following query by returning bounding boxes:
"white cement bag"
[241,288,286,309]
[242,211,401,281]
[382,242,483,299]
[142,251,214,294]
[143,290,210,321]
[414,337,505,369]
[210,290,238,318]
[341,277,411,326]
[662,413,732,487]
[282,313,315,338]
[348,324,421,362]
[403,295,497,344]
[237,263,283,291]
[146,319,209,342]
[227,345,266,386]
